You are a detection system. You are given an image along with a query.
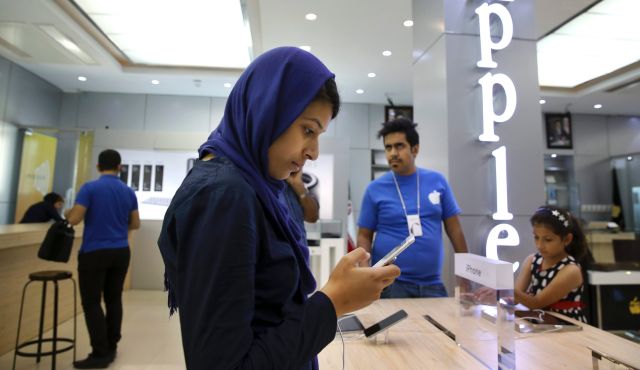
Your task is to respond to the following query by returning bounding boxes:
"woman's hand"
[320,248,400,317]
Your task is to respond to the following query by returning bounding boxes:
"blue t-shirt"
[76,174,138,253]
[358,168,461,285]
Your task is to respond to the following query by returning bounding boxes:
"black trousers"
[77,247,130,356]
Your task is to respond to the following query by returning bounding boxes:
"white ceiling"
[0,0,638,116]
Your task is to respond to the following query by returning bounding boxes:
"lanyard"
[391,171,420,217]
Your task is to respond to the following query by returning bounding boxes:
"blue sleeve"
[75,183,91,208]
[168,186,336,370]
[440,176,461,220]
[358,185,377,230]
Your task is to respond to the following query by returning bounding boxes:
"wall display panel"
[385,105,413,122]
[154,165,164,192]
[142,165,152,191]
[119,164,129,184]
[130,165,140,191]
[14,132,57,222]
[545,113,573,149]
[118,149,196,220]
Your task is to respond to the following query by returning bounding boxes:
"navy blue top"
[20,201,63,223]
[75,174,138,253]
[158,158,337,370]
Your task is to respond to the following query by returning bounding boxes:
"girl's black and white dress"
[527,253,587,323]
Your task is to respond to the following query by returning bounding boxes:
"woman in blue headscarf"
[158,47,400,370]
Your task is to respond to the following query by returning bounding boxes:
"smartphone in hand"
[372,234,415,267]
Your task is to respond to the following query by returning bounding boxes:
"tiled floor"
[0,290,186,370]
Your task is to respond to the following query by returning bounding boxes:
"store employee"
[357,118,468,298]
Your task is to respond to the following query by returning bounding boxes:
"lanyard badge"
[392,172,423,237]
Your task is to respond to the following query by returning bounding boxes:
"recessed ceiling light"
[305,13,317,21]
[539,99,546,104]
[151,79,160,85]
[223,82,232,88]
[551,154,557,158]
[627,156,633,161]
[78,76,87,82]
[367,72,376,78]
[299,45,311,52]
[403,20,414,27]
[594,104,602,109]
[72,0,250,68]
[382,50,392,56]
[356,89,364,94]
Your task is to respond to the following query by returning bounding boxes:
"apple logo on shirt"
[428,190,441,205]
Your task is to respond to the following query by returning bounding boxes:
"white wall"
[58,91,382,289]
[0,55,63,223]
[61,91,387,227]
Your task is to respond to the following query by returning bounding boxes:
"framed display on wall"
[385,105,413,122]
[545,113,573,149]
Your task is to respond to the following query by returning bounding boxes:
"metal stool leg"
[36,280,48,363]
[12,280,35,370]
[72,277,77,361]
[52,281,59,370]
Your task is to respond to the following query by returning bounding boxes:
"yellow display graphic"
[75,131,94,194]
[630,297,640,315]
[14,132,58,222]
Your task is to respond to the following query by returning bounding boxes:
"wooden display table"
[319,298,640,369]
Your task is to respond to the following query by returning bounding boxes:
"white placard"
[455,253,514,290]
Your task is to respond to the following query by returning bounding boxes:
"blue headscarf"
[198,47,335,296]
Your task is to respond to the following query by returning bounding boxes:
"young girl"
[515,206,593,323]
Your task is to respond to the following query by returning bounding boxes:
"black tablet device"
[337,315,364,332]
[364,309,408,337]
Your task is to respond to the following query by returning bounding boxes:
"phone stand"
[366,329,391,344]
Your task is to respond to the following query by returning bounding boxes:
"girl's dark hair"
[377,118,420,147]
[313,78,340,119]
[531,205,594,267]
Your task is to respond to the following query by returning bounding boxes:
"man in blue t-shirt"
[358,118,468,298]
[66,149,140,369]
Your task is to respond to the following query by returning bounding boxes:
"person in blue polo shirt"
[66,149,140,369]
[358,118,468,298]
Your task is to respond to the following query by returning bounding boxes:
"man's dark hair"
[313,78,341,119]
[98,149,122,171]
[43,192,63,204]
[377,118,419,147]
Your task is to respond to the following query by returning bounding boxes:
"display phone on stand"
[372,234,416,267]
[364,309,409,337]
